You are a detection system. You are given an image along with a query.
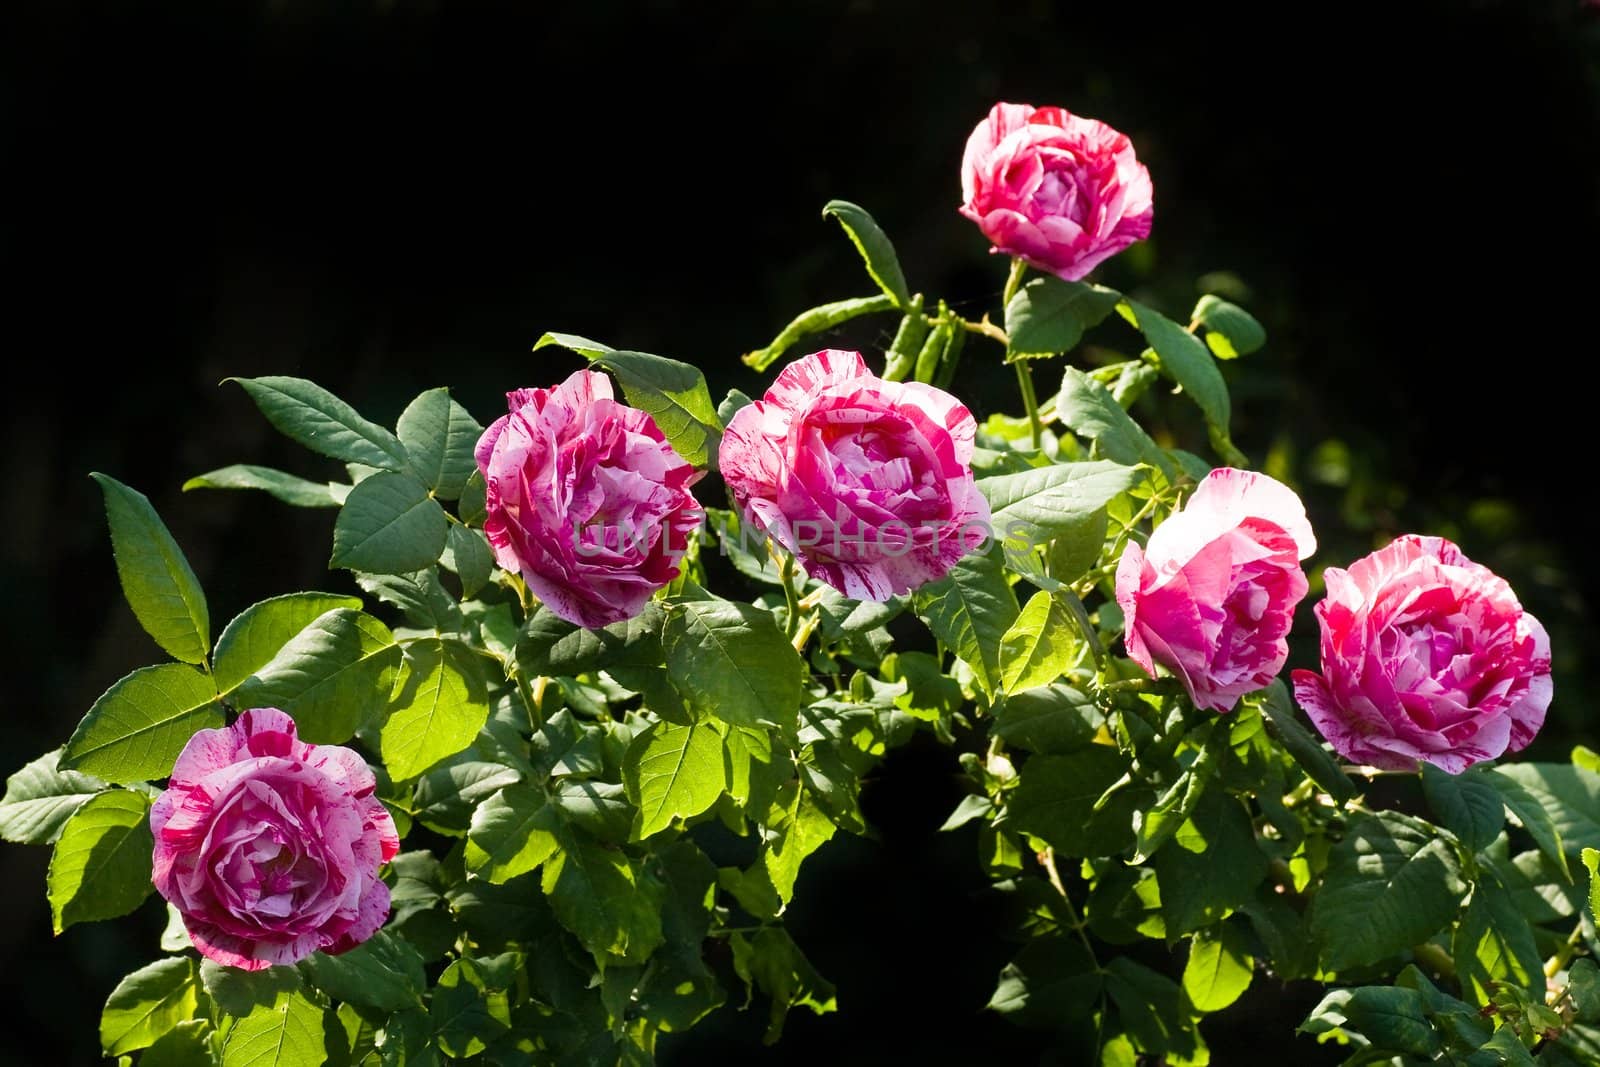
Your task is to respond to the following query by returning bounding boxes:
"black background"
[4,1,1599,1063]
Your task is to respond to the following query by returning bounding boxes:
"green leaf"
[532,331,615,358]
[1568,958,1600,1020]
[623,720,726,839]
[1456,868,1544,1005]
[663,599,803,730]
[221,990,328,1067]
[228,375,409,470]
[213,593,364,695]
[183,464,343,507]
[139,1020,214,1067]
[1005,276,1121,357]
[458,469,486,526]
[1488,763,1595,874]
[1182,925,1254,1013]
[1006,745,1147,858]
[0,748,106,843]
[1300,986,1440,1057]
[1132,740,1217,864]
[1256,680,1357,802]
[91,473,211,664]
[551,779,634,842]
[444,525,494,598]
[741,295,898,373]
[1046,506,1108,586]
[1118,299,1243,464]
[1151,791,1269,935]
[301,930,426,1012]
[60,663,222,784]
[355,568,464,633]
[234,608,401,744]
[992,684,1100,754]
[729,926,837,1043]
[1240,883,1317,981]
[821,199,912,309]
[200,961,304,1017]
[101,957,200,1055]
[1104,956,1204,1061]
[1481,1026,1539,1065]
[381,639,490,780]
[980,459,1145,548]
[761,780,837,905]
[330,471,448,574]
[913,546,1020,699]
[160,903,191,952]
[585,350,722,467]
[1586,847,1600,924]
[999,590,1079,694]
[47,789,154,933]
[541,823,665,964]
[987,937,1102,1029]
[1422,763,1506,853]
[1311,810,1469,970]
[395,387,483,500]
[464,784,561,883]
[1193,294,1266,358]
[717,387,754,426]
[1056,367,1174,477]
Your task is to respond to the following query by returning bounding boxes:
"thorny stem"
[1000,258,1044,448]
[779,551,801,640]
[1015,362,1044,450]
[1040,847,1104,973]
[959,315,1009,345]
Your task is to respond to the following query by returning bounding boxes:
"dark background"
[4,1,1599,1063]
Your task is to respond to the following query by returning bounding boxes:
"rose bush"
[1293,534,1553,773]
[6,99,1594,1067]
[959,101,1154,281]
[719,348,989,601]
[477,369,703,628]
[151,708,398,970]
[1115,467,1315,711]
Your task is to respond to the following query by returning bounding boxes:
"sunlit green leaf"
[330,470,448,574]
[101,957,200,1055]
[395,387,483,500]
[821,199,912,308]
[1311,810,1468,970]
[183,464,343,507]
[91,473,210,664]
[0,748,107,844]
[381,638,490,780]
[47,789,154,934]
[227,375,408,471]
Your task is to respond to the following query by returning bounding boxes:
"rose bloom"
[1293,536,1552,773]
[960,101,1154,282]
[151,709,399,970]
[1115,468,1315,712]
[718,349,989,601]
[476,370,703,629]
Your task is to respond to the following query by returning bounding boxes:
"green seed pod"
[914,302,954,385]
[881,295,928,383]
[933,317,967,390]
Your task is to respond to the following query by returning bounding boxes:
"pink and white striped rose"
[1293,536,1552,773]
[718,349,989,601]
[1116,468,1315,712]
[960,102,1154,282]
[151,709,399,970]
